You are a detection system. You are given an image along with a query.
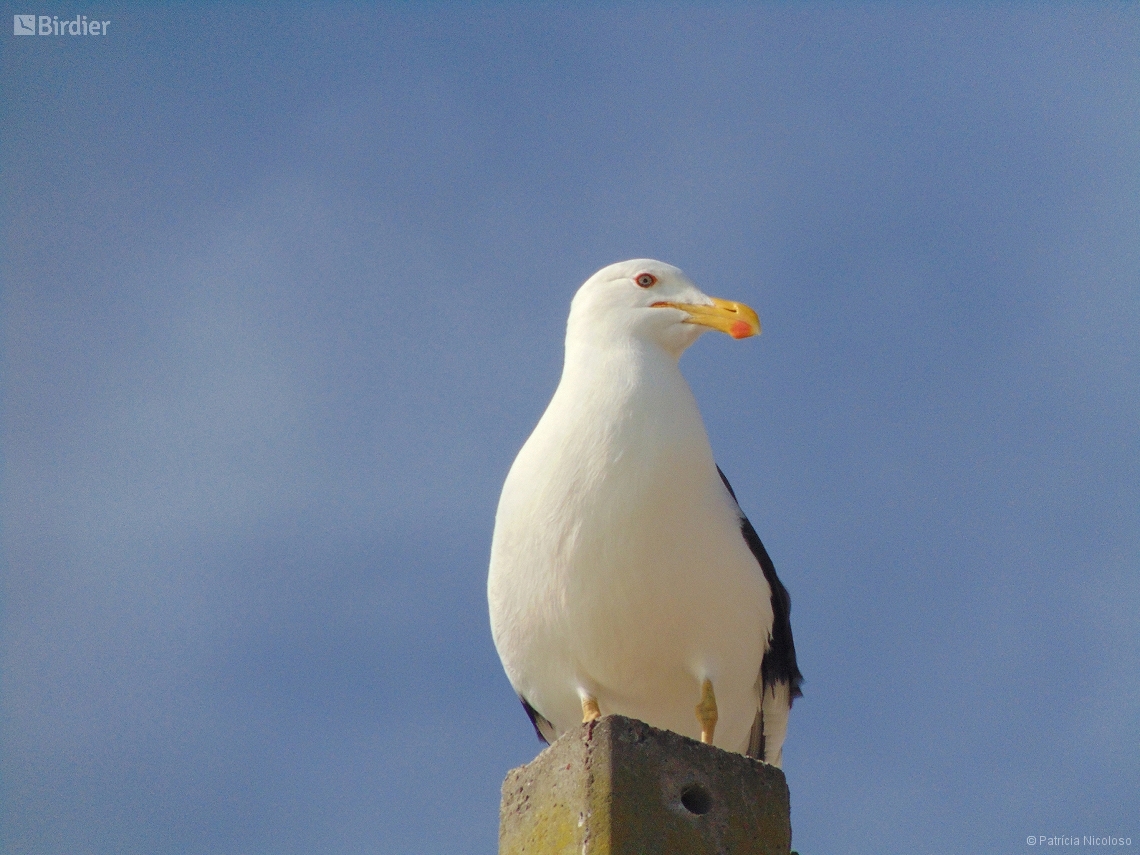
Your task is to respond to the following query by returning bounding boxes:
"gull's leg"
[696,678,718,744]
[581,694,601,723]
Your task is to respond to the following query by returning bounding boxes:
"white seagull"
[488,259,801,765]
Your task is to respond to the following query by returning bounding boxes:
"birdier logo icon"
[12,14,110,35]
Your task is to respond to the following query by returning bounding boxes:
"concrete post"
[499,715,792,855]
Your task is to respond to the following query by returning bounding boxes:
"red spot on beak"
[730,320,753,339]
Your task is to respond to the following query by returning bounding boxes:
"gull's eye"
[635,273,657,288]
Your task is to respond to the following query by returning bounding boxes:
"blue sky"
[3,4,1138,853]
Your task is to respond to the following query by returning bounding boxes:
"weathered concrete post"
[499,715,792,855]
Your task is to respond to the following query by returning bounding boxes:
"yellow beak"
[652,297,761,340]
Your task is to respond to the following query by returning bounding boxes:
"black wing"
[717,467,803,706]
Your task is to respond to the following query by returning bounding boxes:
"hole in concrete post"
[680,783,712,815]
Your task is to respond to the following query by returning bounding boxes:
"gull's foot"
[696,678,718,744]
[581,695,601,723]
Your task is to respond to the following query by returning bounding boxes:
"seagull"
[488,259,801,765]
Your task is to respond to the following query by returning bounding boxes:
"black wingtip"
[519,696,555,745]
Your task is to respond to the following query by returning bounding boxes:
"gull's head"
[567,259,761,358]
